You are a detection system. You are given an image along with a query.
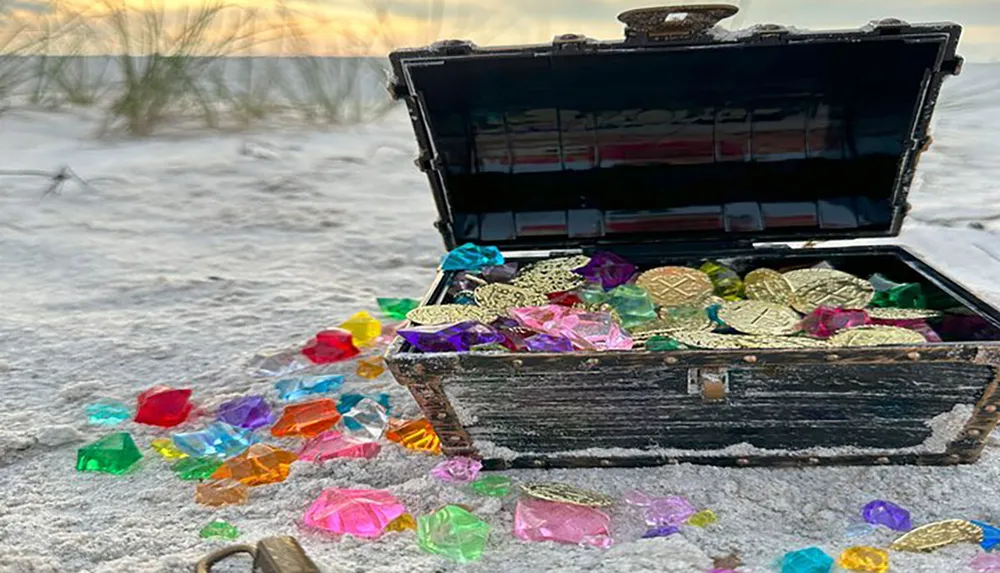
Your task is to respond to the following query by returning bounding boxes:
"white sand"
[2,64,1000,573]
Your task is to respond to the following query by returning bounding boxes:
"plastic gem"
[385,418,442,454]
[248,350,311,378]
[607,284,658,329]
[514,497,612,549]
[645,336,686,351]
[301,329,360,364]
[298,430,380,461]
[86,401,131,426]
[699,261,745,300]
[481,262,519,282]
[339,398,389,441]
[134,386,193,427]
[509,305,633,351]
[417,505,490,562]
[216,396,273,430]
[377,297,420,320]
[547,290,582,307]
[836,546,889,573]
[302,488,407,539]
[643,495,697,527]
[970,553,1000,573]
[441,243,504,271]
[780,547,834,573]
[398,321,505,353]
[200,520,239,540]
[150,438,188,461]
[76,432,142,475]
[210,443,298,486]
[801,307,870,339]
[430,457,482,483]
[642,526,680,539]
[861,500,912,531]
[274,375,344,402]
[573,251,637,290]
[337,393,391,415]
[972,521,1000,551]
[470,475,513,497]
[270,398,341,438]
[870,283,926,309]
[339,311,382,347]
[356,356,386,379]
[524,333,575,352]
[171,456,223,481]
[385,513,418,532]
[687,509,718,527]
[172,422,258,459]
[195,479,249,507]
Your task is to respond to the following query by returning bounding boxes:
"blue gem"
[440,243,504,271]
[338,393,391,430]
[641,526,679,539]
[972,521,1000,551]
[780,547,833,573]
[454,294,476,305]
[274,375,344,402]
[86,401,131,426]
[172,422,258,458]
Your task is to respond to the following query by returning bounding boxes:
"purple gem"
[939,315,1000,341]
[429,457,482,483]
[447,271,485,296]
[644,495,697,527]
[573,251,638,290]
[216,396,273,430]
[491,316,521,330]
[399,321,504,353]
[861,500,911,531]
[524,333,574,353]
[481,262,519,283]
[642,526,680,539]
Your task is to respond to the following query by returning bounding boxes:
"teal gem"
[86,401,131,426]
[441,243,504,271]
[972,521,1000,551]
[454,294,476,305]
[645,336,685,351]
[417,505,490,562]
[780,547,833,573]
[607,284,658,329]
[706,303,725,326]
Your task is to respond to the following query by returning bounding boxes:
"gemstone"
[248,350,311,378]
[868,273,903,292]
[441,243,504,271]
[134,386,193,427]
[271,399,341,438]
[509,305,633,351]
[573,251,637,290]
[302,488,407,539]
[642,526,680,539]
[196,479,249,507]
[699,261,745,300]
[339,398,389,440]
[687,509,718,527]
[172,422,258,459]
[417,505,490,562]
[150,438,188,461]
[491,316,521,330]
[870,283,926,309]
[339,311,382,347]
[210,443,298,486]
[524,333,575,352]
[470,475,513,497]
[448,271,485,295]
[780,547,834,573]
[643,495,697,527]
[200,520,240,540]
[274,375,344,402]
[861,500,912,531]
[577,283,608,305]
[216,396,273,430]
[845,521,878,538]
[385,513,417,532]
[398,321,505,353]
[385,419,442,454]
[430,457,482,483]
[377,297,420,320]
[624,490,653,506]
[454,294,475,305]
[481,262,519,283]
[298,431,380,462]
[939,315,1000,341]
[645,336,686,351]
[171,456,223,480]
[707,303,725,325]
[514,497,613,549]
[547,290,582,307]
[801,307,871,338]
[607,284,659,329]
[356,356,386,379]
[837,546,889,573]
[972,521,1000,551]
[86,401,131,426]
[301,329,360,364]
[76,432,142,475]
[971,554,1000,573]
[337,393,391,416]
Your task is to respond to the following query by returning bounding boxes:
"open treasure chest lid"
[388,5,963,251]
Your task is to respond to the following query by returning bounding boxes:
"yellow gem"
[687,509,718,527]
[356,356,386,379]
[339,311,382,346]
[150,438,188,460]
[385,418,442,455]
[384,513,417,532]
[837,546,889,573]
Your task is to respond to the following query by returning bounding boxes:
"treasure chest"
[383,5,1000,470]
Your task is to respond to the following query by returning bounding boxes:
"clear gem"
[337,393,390,415]
[86,401,131,426]
[441,243,504,271]
[274,375,344,402]
[339,398,389,441]
[172,422,258,459]
[399,321,505,353]
[248,350,311,378]
[298,430,380,462]
[429,457,482,483]
[417,505,490,562]
[514,497,612,549]
[302,488,407,539]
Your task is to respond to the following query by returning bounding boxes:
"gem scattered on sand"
[643,495,697,527]
[624,490,652,506]
[399,321,505,353]
[339,311,382,347]
[216,396,273,430]
[862,500,912,531]
[642,526,680,539]
[302,488,407,539]
[337,393,391,416]
[573,251,637,290]
[524,333,575,352]
[645,336,686,351]
[607,284,658,329]
[150,438,188,461]
[271,398,341,438]
[417,505,490,562]
[385,418,442,454]
[470,475,513,497]
[514,497,613,549]
[200,520,239,540]
[249,350,311,378]
[173,422,258,459]
[134,386,193,427]
[76,432,142,475]
[441,243,504,271]
[172,456,223,481]
[377,298,421,320]
[301,329,360,364]
[86,401,131,426]
[298,430,381,462]
[780,547,834,573]
[800,307,870,338]
[687,509,718,527]
[972,521,1000,551]
[210,443,298,486]
[970,553,1000,573]
[837,546,889,573]
[195,479,249,507]
[845,521,878,538]
[275,375,344,402]
[385,513,417,532]
[356,356,387,379]
[430,457,482,483]
[700,261,745,300]
[340,398,389,440]
[509,305,633,351]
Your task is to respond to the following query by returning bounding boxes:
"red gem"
[301,329,360,364]
[134,386,193,427]
[800,306,870,338]
[547,291,582,307]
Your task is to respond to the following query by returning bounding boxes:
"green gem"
[199,520,240,540]
[76,432,143,475]
[377,298,420,320]
[417,505,490,563]
[645,336,686,351]
[171,456,223,481]
[470,475,513,497]
[577,283,607,305]
[870,283,926,309]
[470,343,510,353]
[868,273,903,292]
[699,261,745,300]
[607,284,658,329]
[686,509,718,527]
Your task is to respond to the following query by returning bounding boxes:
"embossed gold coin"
[670,331,747,349]
[791,276,875,314]
[783,268,859,290]
[866,307,944,320]
[718,300,801,336]
[630,310,714,341]
[636,267,713,307]
[406,304,498,325]
[889,519,983,552]
[733,335,830,349]
[520,482,615,507]
[523,255,591,274]
[744,269,796,306]
[828,325,927,347]
[473,283,548,314]
[512,268,586,294]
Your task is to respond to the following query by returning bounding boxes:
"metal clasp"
[195,537,319,573]
[688,367,729,403]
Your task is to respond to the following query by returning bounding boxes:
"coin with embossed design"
[406,304,498,325]
[791,276,875,314]
[520,482,615,507]
[636,267,713,307]
[889,519,983,552]
[670,330,747,349]
[473,283,548,315]
[827,325,926,347]
[866,307,944,320]
[733,335,830,349]
[718,300,801,336]
[630,311,714,341]
[744,268,796,306]
[512,268,586,294]
[523,255,591,274]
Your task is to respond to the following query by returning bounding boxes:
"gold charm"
[522,255,591,274]
[636,267,713,307]
[791,276,875,314]
[520,482,615,507]
[512,268,586,294]
[670,330,747,349]
[744,269,795,306]
[718,300,801,336]
[473,283,548,315]
[889,519,983,552]
[866,307,943,320]
[828,325,927,347]
[405,304,498,325]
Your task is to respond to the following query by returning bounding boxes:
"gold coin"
[828,325,926,347]
[889,519,983,552]
[733,335,830,349]
[866,307,943,320]
[520,483,615,507]
[783,268,859,290]
[636,267,713,307]
[512,268,586,294]
[718,300,801,336]
[473,283,548,315]
[523,255,591,274]
[791,276,875,314]
[744,269,796,306]
[670,331,747,349]
[406,304,498,325]
[630,312,714,341]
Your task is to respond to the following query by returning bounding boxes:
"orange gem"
[384,513,417,532]
[210,443,298,486]
[271,399,340,438]
[196,478,249,507]
[385,418,442,455]
[356,356,386,379]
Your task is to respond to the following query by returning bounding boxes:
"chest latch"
[195,536,319,573]
[688,367,730,403]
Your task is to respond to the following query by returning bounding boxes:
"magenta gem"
[509,305,633,351]
[644,496,697,527]
[216,396,273,430]
[429,457,483,483]
[513,497,612,549]
[399,321,504,353]
[524,333,575,353]
[298,430,380,462]
[573,251,638,290]
[302,488,406,539]
[800,306,870,338]
[861,500,911,531]
[970,553,1000,573]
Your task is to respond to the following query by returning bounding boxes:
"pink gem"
[513,497,613,549]
[624,490,653,506]
[644,495,696,527]
[800,307,870,338]
[302,488,406,539]
[509,305,633,351]
[430,457,483,483]
[970,553,1000,573]
[298,431,380,462]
